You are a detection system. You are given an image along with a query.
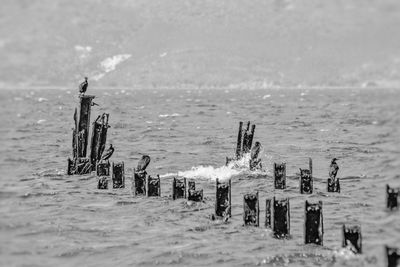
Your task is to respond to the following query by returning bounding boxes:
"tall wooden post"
[68,94,95,175]
[75,95,95,158]
[236,122,243,159]
[90,113,109,169]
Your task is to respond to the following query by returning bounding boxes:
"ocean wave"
[161,153,266,180]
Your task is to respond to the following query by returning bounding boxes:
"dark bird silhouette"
[136,155,151,171]
[329,158,339,179]
[101,144,114,161]
[79,77,88,94]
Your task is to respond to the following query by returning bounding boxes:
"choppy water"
[0,88,399,267]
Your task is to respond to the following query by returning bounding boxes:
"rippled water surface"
[0,88,399,266]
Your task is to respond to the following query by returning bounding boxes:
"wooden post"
[187,180,203,201]
[236,121,243,159]
[146,175,160,197]
[273,197,290,238]
[97,177,108,189]
[304,200,323,245]
[76,95,95,158]
[386,246,400,267]
[342,225,362,254]
[265,198,272,228]
[300,169,313,194]
[386,185,399,210]
[309,157,313,177]
[215,179,231,218]
[248,124,256,151]
[112,162,125,189]
[243,192,259,226]
[90,113,109,169]
[68,94,95,175]
[242,121,251,154]
[327,178,340,193]
[133,169,146,196]
[96,160,110,176]
[172,177,186,200]
[274,163,286,189]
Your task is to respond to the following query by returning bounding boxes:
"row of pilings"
[66,92,399,266]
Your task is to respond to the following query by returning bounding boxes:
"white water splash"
[161,153,267,180]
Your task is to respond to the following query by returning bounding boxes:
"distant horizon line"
[0,86,399,91]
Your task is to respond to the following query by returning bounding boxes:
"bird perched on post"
[329,158,339,179]
[79,77,88,95]
[136,155,151,172]
[101,144,114,161]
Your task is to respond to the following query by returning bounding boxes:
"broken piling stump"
[265,197,290,238]
[274,163,286,189]
[299,168,313,194]
[386,246,400,267]
[172,177,186,200]
[112,162,125,189]
[215,179,231,218]
[327,178,340,193]
[133,169,146,196]
[97,177,108,189]
[304,200,323,245]
[146,175,160,197]
[342,225,362,254]
[187,180,203,202]
[273,197,290,238]
[386,184,399,210]
[96,160,110,176]
[243,192,259,226]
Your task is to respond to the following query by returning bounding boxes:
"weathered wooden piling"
[133,169,146,196]
[76,95,95,158]
[274,163,286,189]
[273,197,290,238]
[386,246,400,267]
[242,122,256,154]
[215,179,231,218]
[97,177,108,189]
[327,178,340,193]
[187,180,203,201]
[234,121,256,159]
[243,192,259,226]
[236,121,243,159]
[90,113,109,170]
[96,160,110,176]
[112,162,125,189]
[265,199,272,228]
[265,197,290,238]
[342,225,362,254]
[68,94,97,175]
[304,201,323,245]
[386,185,399,210]
[300,169,313,194]
[172,177,186,200]
[146,175,160,197]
